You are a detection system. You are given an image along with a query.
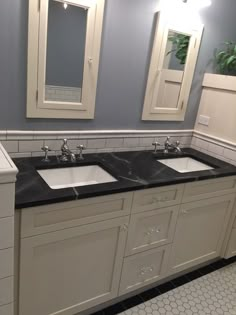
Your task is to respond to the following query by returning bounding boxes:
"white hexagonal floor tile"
[120,262,236,315]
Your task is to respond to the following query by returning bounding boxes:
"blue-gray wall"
[46,1,87,88]
[0,0,236,130]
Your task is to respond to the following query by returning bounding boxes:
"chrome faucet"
[60,139,76,162]
[164,136,182,154]
[77,144,86,160]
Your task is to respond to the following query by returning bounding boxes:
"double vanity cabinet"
[17,174,236,315]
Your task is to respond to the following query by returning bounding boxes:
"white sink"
[37,165,117,189]
[157,157,214,173]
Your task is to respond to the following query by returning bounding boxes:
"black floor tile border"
[90,257,236,315]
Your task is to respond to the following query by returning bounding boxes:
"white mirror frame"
[142,12,204,121]
[27,0,105,119]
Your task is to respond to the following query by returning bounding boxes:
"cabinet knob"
[121,224,128,232]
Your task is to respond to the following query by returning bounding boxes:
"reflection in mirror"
[159,31,191,109]
[45,0,87,103]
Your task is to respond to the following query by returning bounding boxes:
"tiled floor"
[92,258,236,315]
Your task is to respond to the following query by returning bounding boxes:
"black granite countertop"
[13,148,236,209]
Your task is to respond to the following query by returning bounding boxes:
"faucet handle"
[77,144,86,150]
[41,145,51,162]
[77,144,86,160]
[152,141,160,154]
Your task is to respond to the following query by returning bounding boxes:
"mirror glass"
[45,0,87,103]
[159,30,191,109]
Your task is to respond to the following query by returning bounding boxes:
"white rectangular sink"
[37,165,117,189]
[157,157,214,173]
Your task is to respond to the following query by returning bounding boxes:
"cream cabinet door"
[169,195,235,275]
[225,228,236,258]
[19,217,129,315]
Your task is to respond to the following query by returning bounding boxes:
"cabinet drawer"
[225,228,236,259]
[183,176,236,203]
[0,184,15,218]
[0,248,14,279]
[119,245,171,295]
[132,185,184,213]
[125,205,179,256]
[0,303,14,315]
[21,192,132,237]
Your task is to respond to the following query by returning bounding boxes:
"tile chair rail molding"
[0,130,193,158]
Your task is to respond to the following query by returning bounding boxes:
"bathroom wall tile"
[0,217,14,250]
[1,141,18,153]
[123,138,140,148]
[0,248,14,279]
[19,140,43,153]
[0,277,14,306]
[195,138,209,150]
[9,152,31,158]
[87,139,106,149]
[106,138,124,148]
[44,139,62,151]
[208,143,224,155]
[223,148,236,161]
[139,137,154,147]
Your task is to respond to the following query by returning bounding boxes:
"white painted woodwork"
[0,184,15,218]
[132,185,184,213]
[157,69,183,109]
[195,73,236,143]
[0,248,14,279]
[182,176,236,203]
[225,228,236,258]
[0,277,14,306]
[0,217,14,250]
[27,0,105,119]
[142,11,203,121]
[169,194,235,274]
[119,245,171,295]
[21,192,132,237]
[0,143,17,315]
[125,206,179,256]
[0,303,14,315]
[19,217,129,315]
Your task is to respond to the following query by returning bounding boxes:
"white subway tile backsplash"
[123,138,140,148]
[106,138,124,148]
[0,303,14,315]
[223,148,236,161]
[19,140,44,153]
[0,249,14,279]
[0,277,14,306]
[208,143,224,155]
[0,217,14,250]
[139,137,154,147]
[1,141,18,153]
[195,138,209,150]
[87,139,106,149]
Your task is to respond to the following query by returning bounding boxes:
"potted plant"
[215,41,236,75]
[167,34,190,65]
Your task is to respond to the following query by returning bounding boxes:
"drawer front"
[125,205,179,256]
[0,248,14,279]
[119,245,171,295]
[0,277,14,306]
[225,228,236,259]
[0,217,14,250]
[21,192,133,238]
[183,176,236,203]
[132,185,184,213]
[0,184,15,218]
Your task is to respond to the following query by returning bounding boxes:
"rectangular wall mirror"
[142,11,203,121]
[27,0,105,119]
